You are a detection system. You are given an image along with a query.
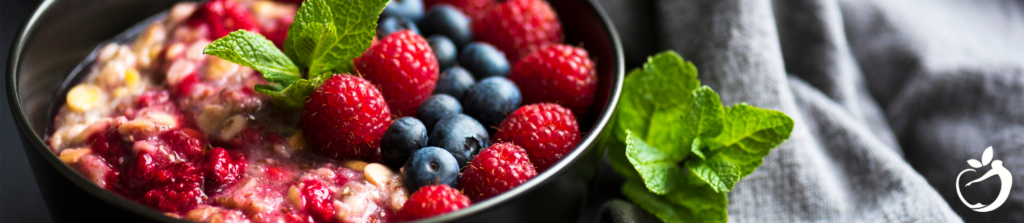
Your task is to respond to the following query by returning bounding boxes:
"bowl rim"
[5,0,624,222]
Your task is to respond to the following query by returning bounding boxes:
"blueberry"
[459,43,510,79]
[433,66,476,99]
[381,117,429,170]
[418,94,463,131]
[462,76,521,129]
[402,146,460,193]
[427,35,458,70]
[418,5,472,49]
[381,0,424,22]
[428,114,490,168]
[377,17,420,38]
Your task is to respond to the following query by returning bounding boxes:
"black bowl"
[6,0,623,222]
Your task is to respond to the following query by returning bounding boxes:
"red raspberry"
[424,0,496,21]
[90,129,127,165]
[301,74,393,161]
[354,30,439,117]
[201,147,247,194]
[494,103,580,171]
[139,181,207,215]
[509,44,597,116]
[188,0,260,40]
[159,129,204,161]
[298,179,335,222]
[460,143,537,201]
[119,154,206,200]
[120,152,170,193]
[398,185,470,221]
[472,0,562,64]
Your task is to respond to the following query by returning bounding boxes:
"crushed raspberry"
[299,179,335,222]
[202,147,247,194]
[159,129,204,161]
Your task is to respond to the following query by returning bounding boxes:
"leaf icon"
[968,159,982,168]
[982,146,993,166]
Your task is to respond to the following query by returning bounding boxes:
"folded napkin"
[595,0,1024,222]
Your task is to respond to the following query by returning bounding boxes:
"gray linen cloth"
[594,0,1024,222]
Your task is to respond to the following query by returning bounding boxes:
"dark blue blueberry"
[418,94,463,131]
[380,117,429,170]
[462,76,521,129]
[418,5,472,49]
[377,17,420,38]
[402,147,460,193]
[459,43,510,79]
[381,0,424,22]
[427,35,458,70]
[433,66,476,99]
[428,114,490,168]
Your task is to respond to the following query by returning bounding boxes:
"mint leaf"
[686,104,794,192]
[285,0,387,78]
[684,86,724,160]
[254,76,325,110]
[284,0,331,72]
[625,131,685,194]
[712,104,795,153]
[294,21,342,79]
[622,180,687,222]
[612,51,795,223]
[203,30,301,82]
[662,173,728,222]
[285,0,334,70]
[622,176,727,223]
[614,51,700,144]
[211,0,387,109]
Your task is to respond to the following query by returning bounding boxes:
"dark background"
[2,0,54,222]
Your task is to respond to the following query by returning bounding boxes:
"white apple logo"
[956,146,1012,212]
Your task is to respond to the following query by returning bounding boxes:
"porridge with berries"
[47,0,596,222]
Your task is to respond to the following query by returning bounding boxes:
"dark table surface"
[2,0,54,222]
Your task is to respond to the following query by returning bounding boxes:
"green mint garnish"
[610,51,794,223]
[253,76,324,110]
[285,0,387,79]
[204,0,388,109]
[203,30,302,84]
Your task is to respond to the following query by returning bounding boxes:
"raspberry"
[119,154,206,201]
[90,129,127,165]
[494,103,580,171]
[509,44,597,116]
[472,0,562,64]
[398,185,470,221]
[139,181,207,215]
[298,179,335,222]
[355,30,439,117]
[424,0,496,21]
[120,152,170,193]
[460,143,537,201]
[159,129,204,161]
[301,74,393,161]
[201,147,247,194]
[188,0,260,40]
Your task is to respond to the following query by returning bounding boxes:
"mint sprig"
[203,31,301,83]
[610,51,794,222]
[204,0,388,109]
